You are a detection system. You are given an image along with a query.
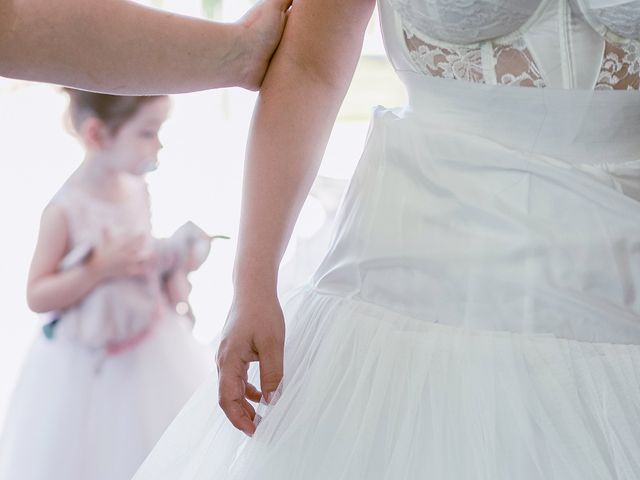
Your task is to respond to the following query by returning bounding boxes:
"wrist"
[230,21,262,91]
[213,22,250,90]
[232,265,278,300]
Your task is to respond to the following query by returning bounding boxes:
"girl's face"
[101,97,171,176]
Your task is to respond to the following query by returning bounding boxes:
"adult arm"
[0,0,291,94]
[216,0,376,436]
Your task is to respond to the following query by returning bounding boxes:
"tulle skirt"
[133,288,640,479]
[0,313,211,480]
[134,75,640,479]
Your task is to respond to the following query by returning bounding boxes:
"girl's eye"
[140,131,157,139]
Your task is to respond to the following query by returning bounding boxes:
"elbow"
[26,288,49,314]
[278,50,346,94]
[27,297,47,315]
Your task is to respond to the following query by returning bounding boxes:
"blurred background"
[0,0,405,424]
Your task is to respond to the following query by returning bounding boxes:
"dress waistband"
[397,71,640,165]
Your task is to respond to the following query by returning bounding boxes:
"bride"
[135,0,640,478]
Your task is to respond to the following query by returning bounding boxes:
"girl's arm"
[0,0,291,94]
[216,0,376,436]
[27,205,152,313]
[27,205,100,313]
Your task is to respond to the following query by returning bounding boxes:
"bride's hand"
[237,0,293,91]
[216,289,285,436]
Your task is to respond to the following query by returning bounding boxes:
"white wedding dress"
[134,1,640,478]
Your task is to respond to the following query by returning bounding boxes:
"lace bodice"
[390,0,540,44]
[382,0,640,90]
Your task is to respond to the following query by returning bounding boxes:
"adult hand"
[238,0,294,90]
[216,290,285,436]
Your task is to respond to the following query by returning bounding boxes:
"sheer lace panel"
[404,30,485,83]
[494,39,546,87]
[403,28,545,87]
[389,0,540,44]
[596,40,640,90]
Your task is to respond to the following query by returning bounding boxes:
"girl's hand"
[88,233,156,281]
[216,288,285,436]
[238,0,293,90]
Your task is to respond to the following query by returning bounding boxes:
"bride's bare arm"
[217,0,376,435]
[0,0,291,94]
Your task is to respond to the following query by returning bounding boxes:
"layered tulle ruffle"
[134,288,640,480]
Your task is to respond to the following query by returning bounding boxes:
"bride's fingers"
[218,358,257,437]
[218,380,256,436]
[241,396,257,421]
[245,382,263,403]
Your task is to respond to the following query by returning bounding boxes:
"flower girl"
[0,90,215,480]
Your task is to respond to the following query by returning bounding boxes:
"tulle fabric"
[0,314,211,480]
[134,288,640,480]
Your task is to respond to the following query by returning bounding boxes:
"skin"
[27,98,172,314]
[0,0,292,94]
[215,0,377,436]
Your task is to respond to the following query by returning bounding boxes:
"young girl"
[0,90,214,480]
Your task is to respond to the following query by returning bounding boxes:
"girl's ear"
[80,117,112,150]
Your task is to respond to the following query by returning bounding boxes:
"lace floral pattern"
[404,30,485,83]
[404,29,545,88]
[596,40,640,90]
[589,2,640,39]
[395,0,639,90]
[494,38,545,87]
[389,0,539,44]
